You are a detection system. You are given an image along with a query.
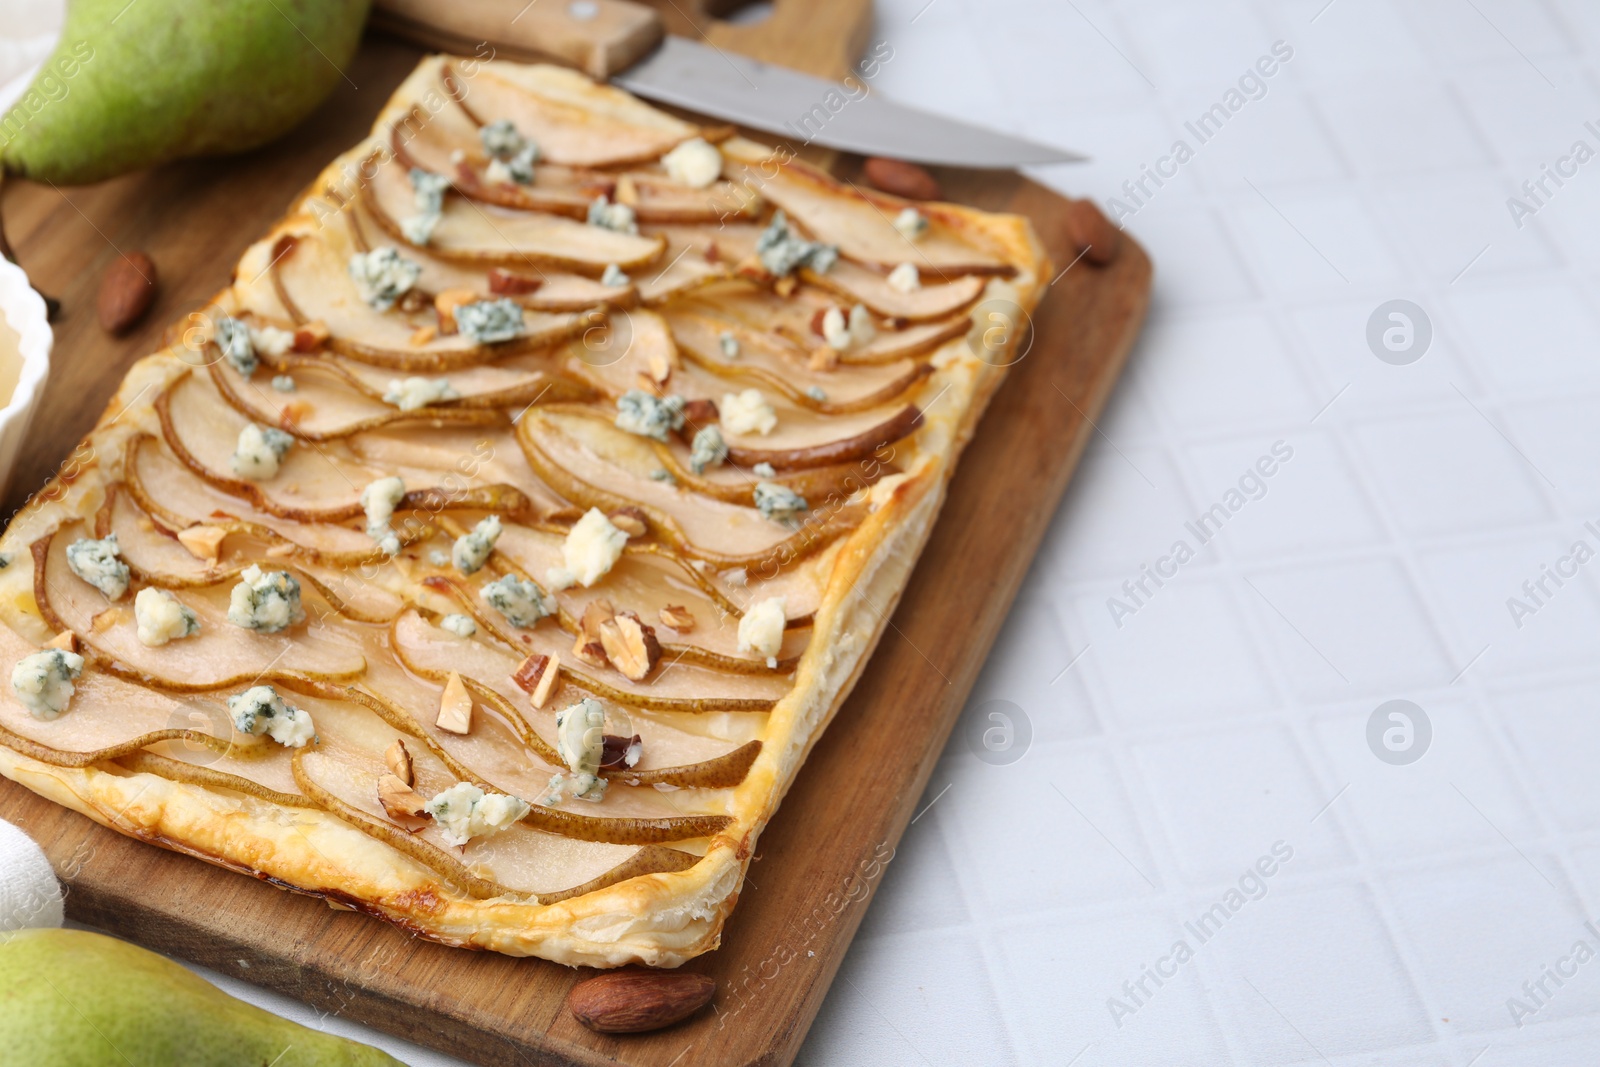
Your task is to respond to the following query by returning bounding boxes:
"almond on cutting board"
[567,968,715,1033]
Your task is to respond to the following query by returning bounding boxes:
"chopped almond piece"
[436,671,474,735]
[377,773,431,827]
[385,738,415,787]
[90,608,124,633]
[434,289,480,334]
[809,345,839,372]
[176,524,228,562]
[409,324,437,347]
[572,600,615,669]
[809,307,830,337]
[614,175,640,206]
[704,240,720,263]
[398,289,429,314]
[774,275,797,297]
[599,612,660,682]
[600,733,643,770]
[636,371,663,396]
[680,398,718,430]
[512,652,561,709]
[278,401,312,428]
[607,507,647,538]
[264,542,296,558]
[646,352,671,384]
[46,631,78,653]
[658,605,694,633]
[292,320,329,352]
[488,268,542,296]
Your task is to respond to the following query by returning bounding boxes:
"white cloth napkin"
[0,817,63,930]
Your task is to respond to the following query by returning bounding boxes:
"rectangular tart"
[0,55,1048,967]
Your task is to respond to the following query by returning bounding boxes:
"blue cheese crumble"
[383,376,459,411]
[454,299,525,344]
[360,476,406,556]
[720,389,777,436]
[451,515,502,575]
[226,565,304,632]
[439,613,477,638]
[214,316,258,378]
[402,167,450,245]
[425,781,530,845]
[751,462,776,478]
[805,385,828,402]
[600,264,630,288]
[348,248,422,311]
[893,208,928,241]
[250,324,294,358]
[226,685,315,747]
[230,423,294,481]
[134,587,200,647]
[754,481,808,527]
[719,330,740,359]
[737,595,787,668]
[11,649,84,720]
[756,210,838,277]
[479,119,540,184]
[481,574,554,629]
[66,535,130,601]
[546,697,607,803]
[661,137,722,189]
[270,375,296,392]
[587,196,638,235]
[887,261,921,292]
[546,508,627,591]
[689,424,727,474]
[615,390,685,441]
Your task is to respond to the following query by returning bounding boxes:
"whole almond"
[1064,198,1122,266]
[567,968,715,1033]
[97,251,158,334]
[863,157,942,201]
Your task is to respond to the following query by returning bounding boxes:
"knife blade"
[614,36,1084,167]
[370,0,1086,167]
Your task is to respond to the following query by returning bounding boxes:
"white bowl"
[0,257,52,503]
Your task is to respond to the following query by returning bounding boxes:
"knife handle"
[371,0,665,79]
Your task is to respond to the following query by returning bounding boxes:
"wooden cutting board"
[0,28,1150,1067]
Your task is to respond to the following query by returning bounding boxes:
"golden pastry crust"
[0,56,1047,967]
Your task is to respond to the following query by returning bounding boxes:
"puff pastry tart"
[0,57,1048,967]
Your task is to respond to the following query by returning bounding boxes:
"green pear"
[0,0,371,185]
[0,928,405,1066]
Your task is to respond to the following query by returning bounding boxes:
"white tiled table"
[12,1,1600,1063]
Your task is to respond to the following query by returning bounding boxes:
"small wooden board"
[0,34,1149,1067]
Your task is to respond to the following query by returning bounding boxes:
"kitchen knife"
[370,0,1086,167]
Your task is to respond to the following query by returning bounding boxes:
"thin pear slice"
[346,202,636,312]
[804,258,986,322]
[732,161,1012,276]
[363,151,664,274]
[518,413,863,570]
[159,371,532,524]
[635,229,732,305]
[285,671,731,844]
[237,348,593,416]
[209,361,501,442]
[126,435,407,566]
[271,229,591,372]
[119,750,306,809]
[34,531,367,690]
[621,172,760,224]
[382,618,763,788]
[421,577,789,713]
[447,63,697,168]
[665,307,932,413]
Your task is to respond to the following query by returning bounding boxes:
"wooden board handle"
[371,0,665,79]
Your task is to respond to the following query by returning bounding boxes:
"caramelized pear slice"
[447,63,697,168]
[126,435,408,566]
[346,202,636,313]
[803,258,986,321]
[271,229,591,372]
[363,151,665,274]
[118,750,306,809]
[209,361,501,441]
[731,160,1012,276]
[635,229,733,305]
[381,620,763,788]
[518,413,863,570]
[158,371,532,524]
[665,308,933,413]
[34,531,367,691]
[418,579,789,713]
